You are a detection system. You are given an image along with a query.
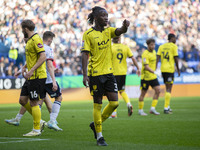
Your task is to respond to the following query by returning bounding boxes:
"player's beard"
[24,32,28,38]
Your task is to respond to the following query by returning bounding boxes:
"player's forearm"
[81,52,89,76]
[115,26,128,36]
[30,52,46,72]
[47,62,56,83]
[23,64,27,69]
[174,56,180,72]
[131,57,140,70]
[144,65,154,73]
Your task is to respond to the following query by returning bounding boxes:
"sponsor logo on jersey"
[98,39,109,46]
[37,43,43,48]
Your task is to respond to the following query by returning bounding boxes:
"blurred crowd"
[0,0,200,77]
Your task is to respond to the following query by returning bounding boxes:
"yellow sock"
[102,101,119,122]
[139,101,144,110]
[151,99,158,108]
[32,105,41,130]
[121,91,130,104]
[93,103,102,133]
[24,101,32,115]
[164,92,171,109]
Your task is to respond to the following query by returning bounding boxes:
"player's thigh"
[115,75,126,92]
[140,79,149,91]
[162,73,174,84]
[106,92,118,101]
[19,81,29,105]
[89,76,104,100]
[29,78,46,101]
[45,82,62,100]
[152,85,161,94]
[150,78,160,89]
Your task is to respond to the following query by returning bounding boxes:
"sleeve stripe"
[81,50,90,53]
[38,51,45,54]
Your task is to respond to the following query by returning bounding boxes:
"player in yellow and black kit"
[138,39,161,116]
[110,36,140,118]
[19,20,47,136]
[157,33,180,114]
[81,6,129,146]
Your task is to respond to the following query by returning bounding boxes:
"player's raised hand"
[122,19,130,28]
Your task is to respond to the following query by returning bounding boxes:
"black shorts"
[89,74,118,97]
[115,75,126,91]
[162,73,174,84]
[45,82,62,98]
[140,78,160,91]
[21,78,46,100]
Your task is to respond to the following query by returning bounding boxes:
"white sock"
[50,101,61,122]
[16,113,23,121]
[139,109,143,113]
[127,102,131,107]
[33,129,40,133]
[97,132,103,140]
[151,107,155,110]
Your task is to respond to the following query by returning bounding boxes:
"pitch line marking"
[0,137,49,144]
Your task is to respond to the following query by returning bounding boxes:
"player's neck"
[27,31,35,38]
[93,24,104,32]
[147,49,153,52]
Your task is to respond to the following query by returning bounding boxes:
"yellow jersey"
[141,50,157,81]
[112,43,133,75]
[81,27,117,76]
[157,42,178,73]
[25,33,47,80]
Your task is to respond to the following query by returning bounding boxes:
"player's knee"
[155,88,161,95]
[19,98,26,106]
[56,96,62,102]
[109,101,119,109]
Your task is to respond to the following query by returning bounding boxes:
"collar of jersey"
[92,27,105,32]
[27,33,38,41]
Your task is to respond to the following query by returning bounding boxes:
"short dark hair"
[43,31,55,41]
[146,38,155,45]
[21,19,35,31]
[168,33,176,40]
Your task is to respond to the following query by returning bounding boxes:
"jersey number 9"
[117,53,123,63]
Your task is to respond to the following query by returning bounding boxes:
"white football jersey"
[44,44,54,84]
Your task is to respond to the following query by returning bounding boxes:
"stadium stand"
[0,0,200,77]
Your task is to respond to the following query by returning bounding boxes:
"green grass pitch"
[0,97,200,150]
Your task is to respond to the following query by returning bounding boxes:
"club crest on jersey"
[105,32,109,37]
[37,43,43,48]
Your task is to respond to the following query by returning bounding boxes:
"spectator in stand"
[0,0,200,77]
